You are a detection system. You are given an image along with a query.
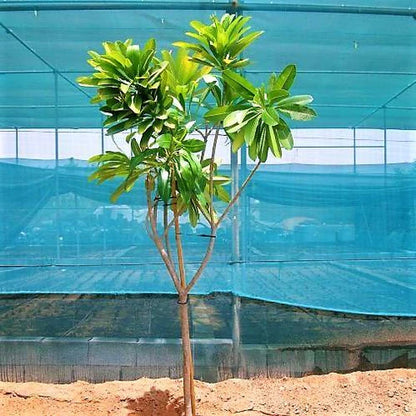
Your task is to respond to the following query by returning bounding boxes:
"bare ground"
[0,369,415,416]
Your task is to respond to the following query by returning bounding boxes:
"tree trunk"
[232,295,242,377]
[179,293,195,416]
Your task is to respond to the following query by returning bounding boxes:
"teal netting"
[1,1,415,317]
[1,1,416,128]
[1,159,415,316]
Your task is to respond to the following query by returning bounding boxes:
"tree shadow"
[126,387,184,416]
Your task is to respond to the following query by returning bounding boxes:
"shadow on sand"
[126,387,184,416]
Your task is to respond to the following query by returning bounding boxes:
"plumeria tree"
[78,13,316,416]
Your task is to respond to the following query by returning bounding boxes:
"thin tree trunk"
[179,293,195,416]
[232,295,242,377]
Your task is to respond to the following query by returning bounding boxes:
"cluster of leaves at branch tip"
[77,13,316,227]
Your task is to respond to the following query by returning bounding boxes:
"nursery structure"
[0,0,415,382]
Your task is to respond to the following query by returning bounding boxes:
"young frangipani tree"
[77,13,316,416]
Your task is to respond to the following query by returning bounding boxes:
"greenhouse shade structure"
[0,1,415,320]
[0,0,415,129]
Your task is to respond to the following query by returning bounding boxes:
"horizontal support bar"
[0,105,98,109]
[3,69,416,78]
[1,104,415,111]
[0,1,415,17]
[248,70,416,76]
[293,145,385,149]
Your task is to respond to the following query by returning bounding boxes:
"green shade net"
[1,1,415,128]
[0,2,415,317]
[1,159,415,316]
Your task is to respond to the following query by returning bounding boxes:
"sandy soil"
[0,369,415,416]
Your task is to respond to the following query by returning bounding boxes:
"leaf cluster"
[205,65,317,161]
[174,14,263,70]
[77,13,316,227]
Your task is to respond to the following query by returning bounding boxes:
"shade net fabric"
[1,159,415,316]
[1,1,416,129]
[1,1,415,318]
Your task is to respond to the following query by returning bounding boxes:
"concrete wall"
[0,336,415,383]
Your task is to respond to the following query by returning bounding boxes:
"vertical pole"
[54,71,61,260]
[15,127,19,163]
[100,124,105,154]
[229,0,243,378]
[75,192,80,259]
[101,125,105,258]
[353,127,356,173]
[230,149,240,262]
[240,146,248,261]
[383,107,387,172]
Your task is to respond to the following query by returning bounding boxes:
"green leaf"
[230,129,245,153]
[156,133,172,149]
[157,168,172,203]
[106,118,138,135]
[128,94,142,114]
[204,105,233,123]
[125,132,135,143]
[229,31,264,56]
[213,175,231,185]
[130,148,158,169]
[188,202,199,227]
[223,70,256,99]
[131,138,141,156]
[248,140,258,161]
[184,139,206,153]
[268,89,289,104]
[272,65,296,91]
[261,107,279,126]
[274,119,294,150]
[223,109,249,129]
[172,41,204,52]
[243,115,260,145]
[110,181,127,203]
[215,185,231,203]
[278,105,317,121]
[88,153,104,163]
[276,95,314,107]
[77,76,100,87]
[258,127,268,162]
[267,125,282,158]
[140,129,153,149]
[202,74,218,84]
[120,83,129,94]
[144,37,156,52]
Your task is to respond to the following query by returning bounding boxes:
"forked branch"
[146,183,181,292]
[185,156,261,294]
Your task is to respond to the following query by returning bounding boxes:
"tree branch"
[185,127,220,295]
[185,233,216,294]
[197,125,212,162]
[216,160,261,226]
[145,180,181,292]
[171,176,187,292]
[163,203,173,261]
[209,126,220,225]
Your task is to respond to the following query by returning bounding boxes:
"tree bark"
[179,293,195,416]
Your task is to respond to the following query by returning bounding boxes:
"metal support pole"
[54,72,59,162]
[230,149,240,263]
[240,146,248,262]
[15,127,19,163]
[231,294,242,377]
[101,126,105,153]
[353,128,356,173]
[230,0,243,379]
[383,107,387,172]
[54,71,61,260]
[1,2,415,17]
